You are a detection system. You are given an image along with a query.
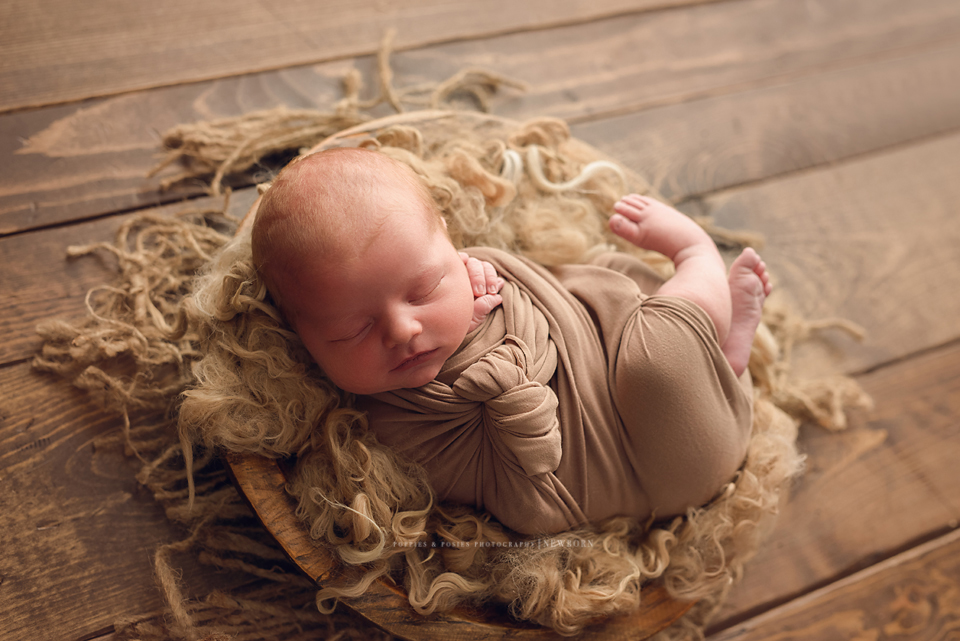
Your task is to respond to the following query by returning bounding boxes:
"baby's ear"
[440,216,448,230]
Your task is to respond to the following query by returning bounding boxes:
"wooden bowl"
[226,111,693,640]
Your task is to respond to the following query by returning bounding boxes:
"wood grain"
[0,363,245,640]
[573,43,960,202]
[711,527,960,640]
[4,0,960,235]
[712,341,960,629]
[5,120,959,637]
[0,189,257,367]
[4,0,960,638]
[0,0,713,114]
[7,121,960,373]
[701,131,960,379]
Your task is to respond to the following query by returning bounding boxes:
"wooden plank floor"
[2,0,959,639]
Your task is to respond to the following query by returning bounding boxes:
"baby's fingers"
[482,260,505,294]
[460,254,487,296]
[468,294,503,332]
[461,253,504,297]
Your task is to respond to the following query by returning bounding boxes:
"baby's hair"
[252,147,445,318]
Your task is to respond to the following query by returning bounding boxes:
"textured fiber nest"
[34,50,871,641]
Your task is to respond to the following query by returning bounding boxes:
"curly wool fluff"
[177,116,808,636]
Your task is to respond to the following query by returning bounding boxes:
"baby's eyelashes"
[332,321,372,343]
[412,278,443,303]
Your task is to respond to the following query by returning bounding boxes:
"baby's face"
[286,195,474,395]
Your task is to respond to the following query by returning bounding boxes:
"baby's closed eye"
[410,276,443,304]
[333,321,372,343]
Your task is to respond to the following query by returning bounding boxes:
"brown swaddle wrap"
[361,248,752,535]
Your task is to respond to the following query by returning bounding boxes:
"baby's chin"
[351,361,444,395]
[398,360,444,390]
[339,342,458,395]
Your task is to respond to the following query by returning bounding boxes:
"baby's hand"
[461,253,504,332]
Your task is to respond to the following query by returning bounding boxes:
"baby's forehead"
[256,148,442,275]
[282,156,384,229]
[298,148,410,190]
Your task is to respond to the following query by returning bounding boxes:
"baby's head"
[252,147,475,395]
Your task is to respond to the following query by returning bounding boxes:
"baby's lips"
[392,348,436,373]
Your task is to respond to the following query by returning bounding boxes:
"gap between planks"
[0,0,729,114]
[7,123,959,375]
[711,340,960,628]
[4,0,960,235]
[8,337,959,639]
[708,526,960,640]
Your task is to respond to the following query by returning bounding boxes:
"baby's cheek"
[297,334,325,369]
[304,342,357,390]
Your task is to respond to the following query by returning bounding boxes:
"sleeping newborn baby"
[251,147,771,535]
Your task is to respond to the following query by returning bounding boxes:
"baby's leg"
[723,248,772,376]
[613,297,753,518]
[610,195,731,345]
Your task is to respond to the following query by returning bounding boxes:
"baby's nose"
[384,309,422,347]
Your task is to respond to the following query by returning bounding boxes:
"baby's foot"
[610,194,712,260]
[723,248,772,377]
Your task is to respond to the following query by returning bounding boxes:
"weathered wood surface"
[0,189,257,367]
[0,0,718,113]
[573,42,960,203]
[4,336,956,640]
[0,129,960,636]
[714,341,960,630]
[0,364,246,640]
[706,131,960,379]
[711,527,960,640]
[3,0,960,639]
[7,117,958,374]
[4,0,960,235]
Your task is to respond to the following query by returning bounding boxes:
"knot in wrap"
[452,335,561,477]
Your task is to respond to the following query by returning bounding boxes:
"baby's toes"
[609,213,646,246]
[731,247,761,273]
[618,193,653,212]
[754,256,767,277]
[613,198,647,223]
[755,259,773,295]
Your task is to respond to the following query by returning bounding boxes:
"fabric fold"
[452,336,561,477]
[361,248,752,536]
